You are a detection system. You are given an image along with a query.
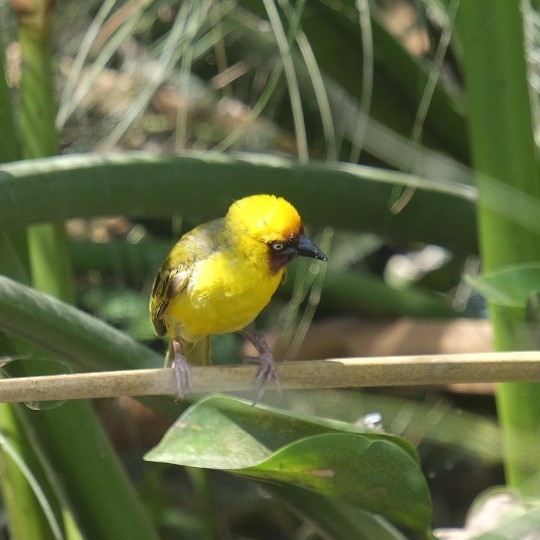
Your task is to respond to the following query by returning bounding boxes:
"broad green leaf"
[145,395,432,531]
[144,394,418,467]
[0,152,477,255]
[243,433,430,531]
[466,263,540,308]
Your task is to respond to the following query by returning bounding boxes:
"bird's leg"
[240,330,281,402]
[168,339,192,399]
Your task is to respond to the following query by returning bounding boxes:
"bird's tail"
[164,336,212,367]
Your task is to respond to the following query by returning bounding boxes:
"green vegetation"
[1,1,540,538]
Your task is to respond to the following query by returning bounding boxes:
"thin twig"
[1,351,540,403]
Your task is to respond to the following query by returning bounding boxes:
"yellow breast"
[164,249,284,343]
[153,194,305,345]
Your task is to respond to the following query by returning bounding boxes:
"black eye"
[271,242,285,251]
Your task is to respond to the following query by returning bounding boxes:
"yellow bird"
[150,194,327,397]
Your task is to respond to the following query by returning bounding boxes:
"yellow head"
[225,194,327,273]
[226,194,303,243]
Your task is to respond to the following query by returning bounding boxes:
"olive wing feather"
[149,218,223,336]
[150,261,190,336]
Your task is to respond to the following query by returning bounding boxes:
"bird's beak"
[296,235,328,261]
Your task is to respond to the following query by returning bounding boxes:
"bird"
[150,194,328,399]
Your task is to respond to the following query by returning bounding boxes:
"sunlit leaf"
[145,394,432,531]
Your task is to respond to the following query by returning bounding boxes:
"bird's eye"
[271,242,285,251]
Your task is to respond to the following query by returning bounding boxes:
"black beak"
[296,235,328,261]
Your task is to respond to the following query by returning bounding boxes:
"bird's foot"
[240,330,281,403]
[170,340,192,400]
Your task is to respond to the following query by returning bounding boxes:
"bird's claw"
[172,355,192,400]
[244,351,280,380]
[243,353,281,404]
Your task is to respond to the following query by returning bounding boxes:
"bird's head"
[225,194,327,273]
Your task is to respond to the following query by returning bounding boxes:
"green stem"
[18,26,59,159]
[0,15,58,538]
[18,13,75,303]
[457,1,540,492]
[0,33,21,162]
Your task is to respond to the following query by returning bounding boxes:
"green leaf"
[144,394,418,466]
[0,274,177,420]
[245,433,430,531]
[0,152,477,256]
[466,263,540,308]
[145,395,432,531]
[0,275,161,373]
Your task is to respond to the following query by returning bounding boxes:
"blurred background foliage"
[1,0,539,538]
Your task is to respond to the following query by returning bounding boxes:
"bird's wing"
[150,218,222,337]
[150,261,190,336]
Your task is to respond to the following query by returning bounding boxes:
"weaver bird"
[150,194,327,398]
